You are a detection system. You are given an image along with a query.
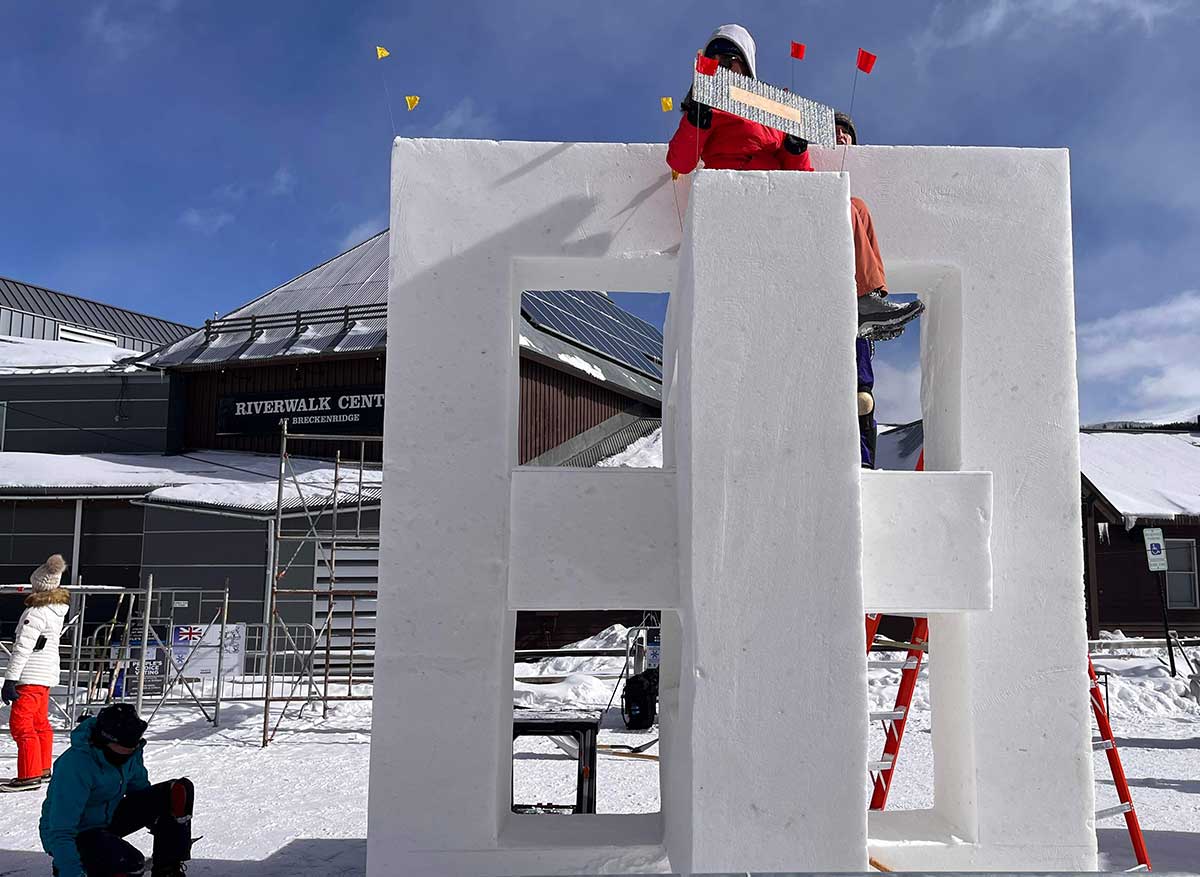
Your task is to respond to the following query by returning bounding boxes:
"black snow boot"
[858,289,924,339]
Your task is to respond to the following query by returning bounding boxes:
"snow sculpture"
[370,139,1094,873]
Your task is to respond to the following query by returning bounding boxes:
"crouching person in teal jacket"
[40,704,194,877]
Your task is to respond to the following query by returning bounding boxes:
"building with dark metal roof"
[144,231,664,466]
[0,275,194,352]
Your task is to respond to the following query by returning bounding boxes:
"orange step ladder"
[1089,656,1152,870]
[865,615,929,810]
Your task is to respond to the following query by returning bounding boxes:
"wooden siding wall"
[179,354,653,465]
[176,355,386,460]
[1092,520,1200,635]
[519,358,642,464]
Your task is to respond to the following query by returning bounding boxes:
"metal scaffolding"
[261,423,381,747]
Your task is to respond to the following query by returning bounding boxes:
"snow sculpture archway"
[369,139,1095,874]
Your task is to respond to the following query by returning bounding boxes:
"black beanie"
[835,111,858,145]
[93,703,148,748]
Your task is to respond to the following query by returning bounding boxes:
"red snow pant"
[852,197,887,297]
[10,683,53,780]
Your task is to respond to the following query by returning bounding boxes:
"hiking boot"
[0,776,44,793]
[858,289,924,339]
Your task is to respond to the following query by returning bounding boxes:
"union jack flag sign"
[176,626,204,643]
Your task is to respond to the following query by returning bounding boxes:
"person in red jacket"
[666,24,923,341]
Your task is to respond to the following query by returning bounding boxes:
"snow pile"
[513,673,615,710]
[1091,632,1200,717]
[597,428,663,468]
[0,334,140,374]
[515,624,631,678]
[1079,431,1200,527]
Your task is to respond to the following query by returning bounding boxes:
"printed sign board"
[1143,527,1169,572]
[216,386,384,436]
[692,66,835,145]
[110,638,168,699]
[171,623,245,683]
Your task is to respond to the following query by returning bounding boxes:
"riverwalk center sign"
[216,386,385,435]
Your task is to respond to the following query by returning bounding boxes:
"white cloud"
[85,1,182,60]
[914,0,1186,55]
[426,98,500,139]
[179,207,234,235]
[270,166,296,196]
[872,359,923,425]
[339,216,386,252]
[85,4,151,59]
[1078,289,1200,422]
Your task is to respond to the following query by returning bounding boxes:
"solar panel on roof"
[520,290,664,380]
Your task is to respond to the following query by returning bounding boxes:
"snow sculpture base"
[370,139,1094,874]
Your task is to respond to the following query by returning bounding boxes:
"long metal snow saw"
[692,66,835,146]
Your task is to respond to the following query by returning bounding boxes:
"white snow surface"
[597,428,663,468]
[2,635,1197,873]
[0,450,375,511]
[0,334,140,374]
[1080,430,1200,528]
[556,353,605,381]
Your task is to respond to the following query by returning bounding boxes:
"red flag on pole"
[696,52,718,75]
[856,48,877,74]
[790,41,806,60]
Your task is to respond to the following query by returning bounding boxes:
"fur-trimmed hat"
[30,554,66,592]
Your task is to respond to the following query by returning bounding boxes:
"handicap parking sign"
[1142,527,1168,572]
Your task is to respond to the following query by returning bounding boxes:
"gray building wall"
[0,373,170,454]
[0,304,180,354]
[139,506,277,626]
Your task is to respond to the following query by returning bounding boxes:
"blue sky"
[1,0,1197,425]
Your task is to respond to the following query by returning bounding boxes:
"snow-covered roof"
[0,334,142,375]
[596,427,663,468]
[0,450,380,516]
[1080,431,1200,528]
[876,421,923,471]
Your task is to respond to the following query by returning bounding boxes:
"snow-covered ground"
[1,630,1196,874]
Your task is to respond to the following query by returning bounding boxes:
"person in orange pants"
[2,554,69,792]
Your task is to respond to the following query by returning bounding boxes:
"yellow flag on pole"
[376,46,390,60]
[405,95,420,111]
[660,96,673,112]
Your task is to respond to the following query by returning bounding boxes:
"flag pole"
[840,68,859,173]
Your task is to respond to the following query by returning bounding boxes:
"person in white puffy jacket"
[2,554,69,792]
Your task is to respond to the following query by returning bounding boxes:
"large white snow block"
[371,139,683,877]
[373,137,1089,875]
[508,468,678,609]
[809,145,1094,869]
[664,169,868,872]
[861,470,993,614]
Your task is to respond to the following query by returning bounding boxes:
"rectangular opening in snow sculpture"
[370,138,1093,874]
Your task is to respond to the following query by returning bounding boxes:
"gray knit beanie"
[30,554,67,592]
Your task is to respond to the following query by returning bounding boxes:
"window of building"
[1165,538,1199,609]
[57,324,119,346]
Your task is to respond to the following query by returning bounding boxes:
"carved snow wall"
[368,138,1094,874]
